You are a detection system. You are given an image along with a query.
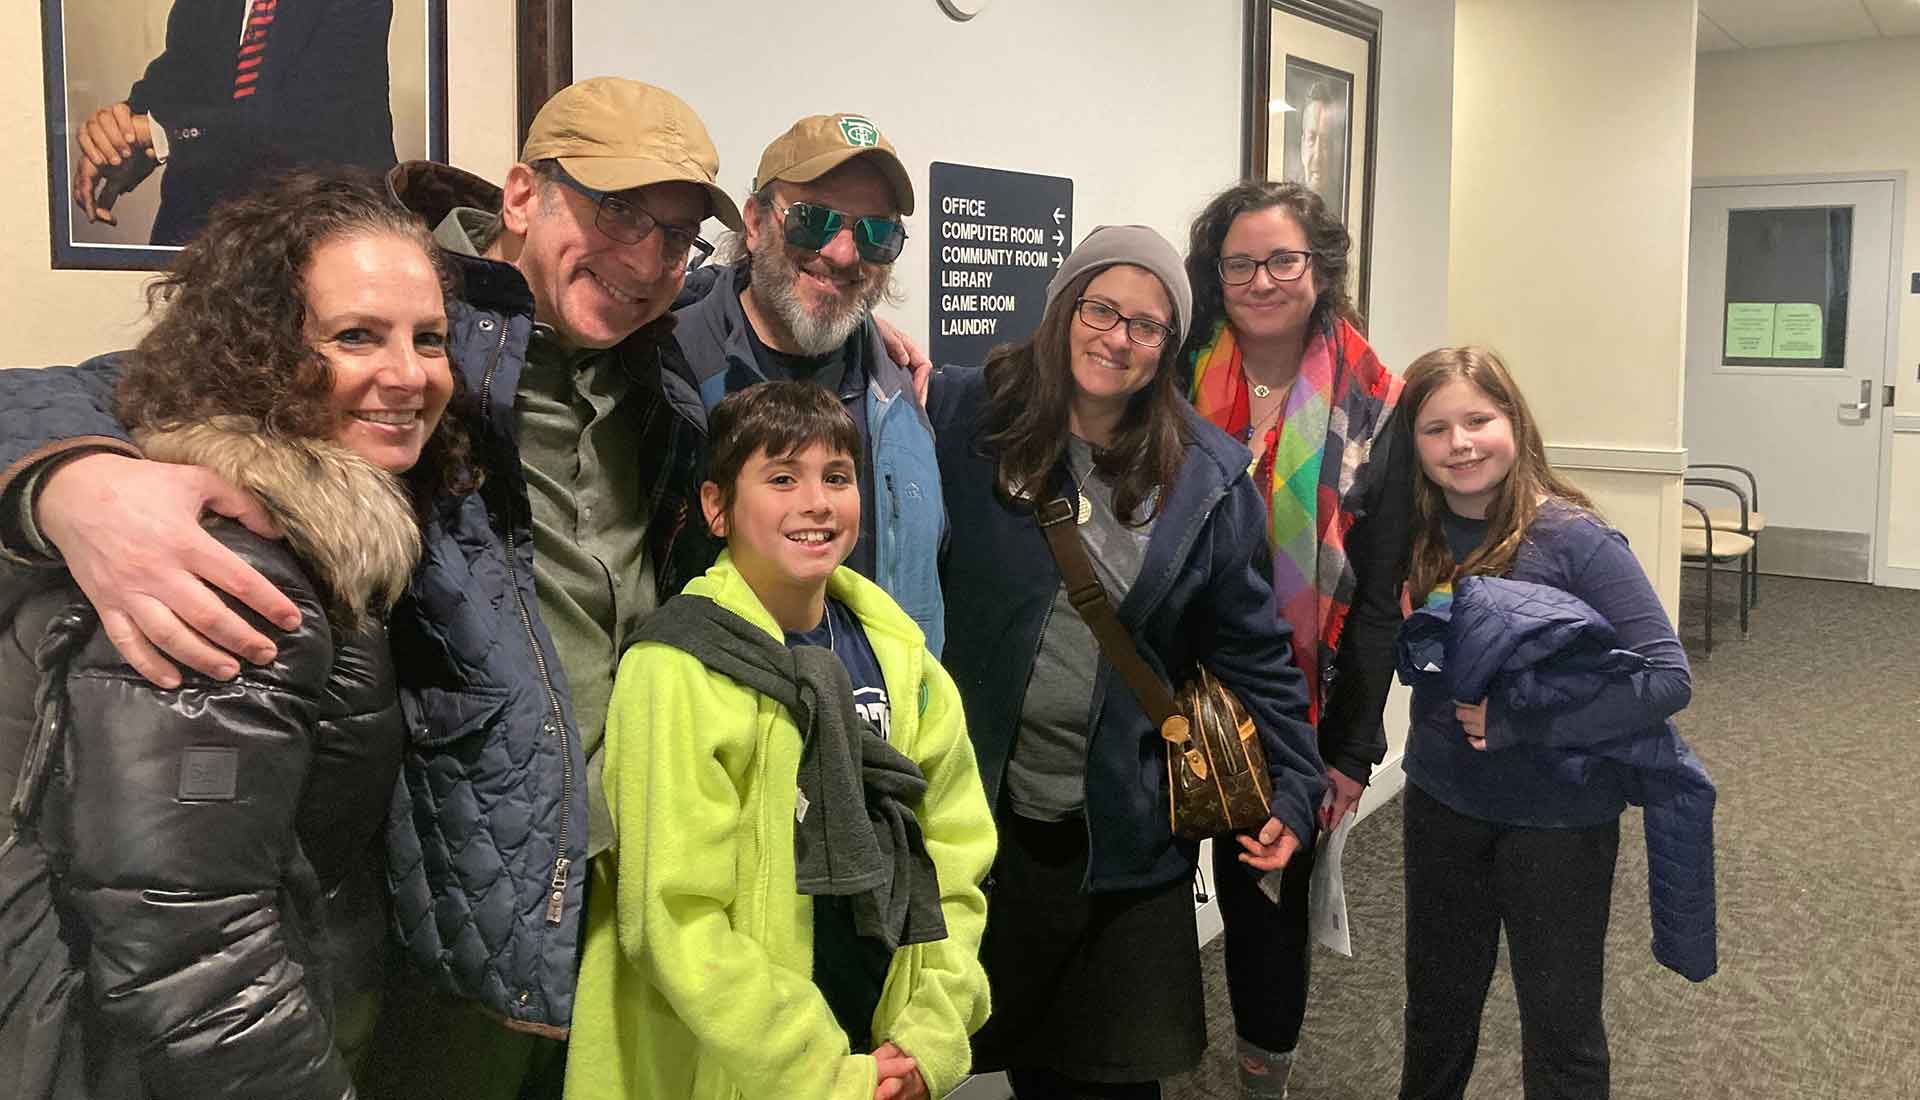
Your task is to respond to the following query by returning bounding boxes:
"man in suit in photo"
[71,0,400,245]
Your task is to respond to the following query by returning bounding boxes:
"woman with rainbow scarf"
[1183,180,1412,1100]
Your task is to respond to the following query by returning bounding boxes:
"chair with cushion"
[1681,463,1763,607]
[1681,478,1756,656]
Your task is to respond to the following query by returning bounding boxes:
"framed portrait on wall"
[41,0,448,271]
[1242,0,1381,315]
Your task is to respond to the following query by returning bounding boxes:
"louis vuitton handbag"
[1038,495,1273,840]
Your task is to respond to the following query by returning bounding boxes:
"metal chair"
[1682,463,1763,607]
[1680,478,1756,656]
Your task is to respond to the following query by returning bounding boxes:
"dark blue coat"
[1399,575,1717,982]
[928,365,1324,892]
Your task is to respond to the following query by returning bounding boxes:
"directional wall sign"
[929,161,1073,368]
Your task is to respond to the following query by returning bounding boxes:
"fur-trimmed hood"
[135,418,420,622]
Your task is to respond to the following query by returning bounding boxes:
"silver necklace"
[1251,382,1272,399]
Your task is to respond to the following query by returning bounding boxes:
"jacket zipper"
[477,318,575,926]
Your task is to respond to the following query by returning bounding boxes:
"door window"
[1721,206,1851,368]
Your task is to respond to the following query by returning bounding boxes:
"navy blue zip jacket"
[928,365,1324,892]
[1399,574,1716,981]
[0,162,717,1034]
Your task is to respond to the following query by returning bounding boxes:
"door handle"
[1839,378,1873,424]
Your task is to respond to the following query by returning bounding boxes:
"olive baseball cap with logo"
[751,113,916,215]
[520,77,744,231]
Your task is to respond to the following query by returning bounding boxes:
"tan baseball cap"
[752,113,915,215]
[521,77,744,231]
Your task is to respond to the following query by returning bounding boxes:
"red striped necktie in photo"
[232,0,279,100]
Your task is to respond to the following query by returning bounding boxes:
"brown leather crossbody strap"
[1037,495,1182,729]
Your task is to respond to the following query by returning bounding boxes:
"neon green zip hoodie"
[564,554,995,1100]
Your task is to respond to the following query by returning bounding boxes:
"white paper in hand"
[1308,809,1355,957]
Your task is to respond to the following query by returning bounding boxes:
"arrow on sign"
[1052,230,1064,246]
[1052,207,1065,225]
[1052,252,1063,267]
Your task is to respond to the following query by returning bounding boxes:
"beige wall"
[0,2,517,369]
[1695,37,1920,579]
[1447,0,1697,609]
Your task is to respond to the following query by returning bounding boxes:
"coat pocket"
[397,685,513,748]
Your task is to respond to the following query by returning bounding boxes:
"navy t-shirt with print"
[784,597,895,1051]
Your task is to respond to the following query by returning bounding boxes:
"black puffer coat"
[0,423,421,1098]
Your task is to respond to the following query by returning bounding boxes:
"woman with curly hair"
[0,168,471,1097]
[1181,180,1411,1099]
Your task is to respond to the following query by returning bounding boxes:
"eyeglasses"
[545,164,713,265]
[1218,249,1315,285]
[773,199,908,265]
[1074,298,1173,349]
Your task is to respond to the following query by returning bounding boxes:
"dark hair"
[1400,346,1597,603]
[980,269,1188,522]
[703,380,863,518]
[115,169,476,502]
[1181,179,1360,364]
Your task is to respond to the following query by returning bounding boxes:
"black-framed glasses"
[1218,249,1315,285]
[544,164,713,265]
[773,199,908,265]
[1074,298,1173,349]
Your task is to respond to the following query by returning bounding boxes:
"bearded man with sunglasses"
[674,114,949,654]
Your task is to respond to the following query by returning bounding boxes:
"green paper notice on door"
[1772,303,1823,359]
[1724,303,1774,357]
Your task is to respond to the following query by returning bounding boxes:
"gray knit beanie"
[1043,224,1193,345]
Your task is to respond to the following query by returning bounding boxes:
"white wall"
[1447,0,1697,611]
[1695,37,1920,581]
[580,0,1454,373]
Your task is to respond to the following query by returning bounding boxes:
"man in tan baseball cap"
[352,76,747,1098]
[673,112,948,665]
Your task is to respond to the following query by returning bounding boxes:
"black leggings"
[1212,826,1318,1052]
[1399,783,1619,1100]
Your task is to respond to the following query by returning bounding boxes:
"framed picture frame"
[41,0,449,271]
[1242,0,1382,316]
[517,0,573,148]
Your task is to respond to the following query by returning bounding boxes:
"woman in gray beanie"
[925,226,1325,1097]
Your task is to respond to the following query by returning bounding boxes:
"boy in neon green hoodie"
[565,381,995,1100]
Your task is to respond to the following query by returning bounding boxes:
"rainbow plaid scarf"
[1190,315,1403,721]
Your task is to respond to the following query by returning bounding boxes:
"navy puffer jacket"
[1398,575,1717,982]
[0,166,717,1034]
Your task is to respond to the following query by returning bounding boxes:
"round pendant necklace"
[1250,382,1272,399]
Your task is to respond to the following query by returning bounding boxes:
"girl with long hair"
[1395,346,1702,1099]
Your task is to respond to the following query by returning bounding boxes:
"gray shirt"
[1005,438,1157,821]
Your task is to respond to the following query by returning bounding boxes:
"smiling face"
[1066,264,1173,431]
[743,160,897,355]
[1220,205,1320,348]
[701,440,861,601]
[500,167,705,349]
[305,232,453,473]
[1413,377,1518,518]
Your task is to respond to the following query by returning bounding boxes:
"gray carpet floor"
[1166,574,1920,1099]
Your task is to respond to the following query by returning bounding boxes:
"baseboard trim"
[1544,443,1688,475]
[1877,563,1920,590]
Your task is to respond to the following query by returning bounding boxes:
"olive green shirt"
[435,211,660,848]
